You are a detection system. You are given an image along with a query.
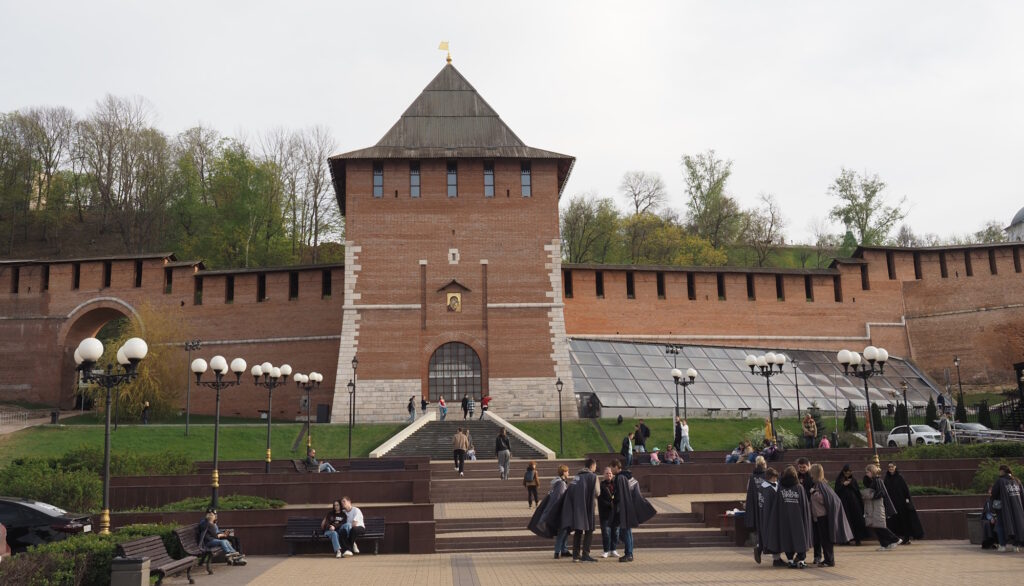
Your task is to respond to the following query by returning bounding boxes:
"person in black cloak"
[808,464,853,567]
[598,466,620,558]
[794,457,819,563]
[763,465,813,568]
[981,485,1000,550]
[756,467,785,566]
[833,464,868,545]
[883,463,924,544]
[744,455,767,563]
[990,464,1024,551]
[560,458,599,562]
[527,464,571,558]
[611,458,656,563]
[862,464,900,550]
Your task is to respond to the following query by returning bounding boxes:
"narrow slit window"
[257,273,267,302]
[776,274,785,301]
[484,162,494,198]
[134,260,143,287]
[939,252,948,278]
[447,161,458,197]
[322,269,332,298]
[102,261,112,288]
[289,271,299,300]
[913,252,922,280]
[805,275,814,301]
[1015,247,1022,273]
[563,269,573,298]
[10,267,19,294]
[595,271,604,298]
[225,275,234,303]
[194,276,203,305]
[687,273,696,300]
[989,249,998,275]
[372,162,383,198]
[964,250,973,276]
[886,252,896,279]
[860,264,870,290]
[409,162,420,198]
[833,275,843,302]
[716,273,726,300]
[520,162,531,197]
[746,274,755,300]
[41,265,49,291]
[656,271,665,299]
[72,263,81,290]
[162,267,171,294]
[626,271,635,299]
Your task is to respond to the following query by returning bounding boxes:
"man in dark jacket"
[611,459,656,562]
[763,465,812,568]
[756,467,784,566]
[834,464,869,545]
[673,416,683,452]
[636,419,650,453]
[461,394,470,419]
[620,431,635,468]
[560,459,599,562]
[598,466,619,558]
[884,463,924,543]
[744,456,767,563]
[991,464,1024,550]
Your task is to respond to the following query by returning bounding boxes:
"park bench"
[705,407,721,417]
[349,459,405,472]
[293,459,317,473]
[173,523,223,576]
[283,516,386,555]
[117,535,196,585]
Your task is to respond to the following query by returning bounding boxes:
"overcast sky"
[2,1,1021,243]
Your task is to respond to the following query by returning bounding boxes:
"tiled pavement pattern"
[164,542,1023,585]
[433,494,747,520]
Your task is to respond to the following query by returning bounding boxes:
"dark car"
[0,497,92,553]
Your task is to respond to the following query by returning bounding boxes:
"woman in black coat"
[884,463,924,543]
[833,464,868,545]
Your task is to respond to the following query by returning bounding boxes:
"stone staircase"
[385,418,548,461]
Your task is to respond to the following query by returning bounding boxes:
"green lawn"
[596,417,804,453]
[60,412,260,425]
[513,420,608,458]
[0,422,404,466]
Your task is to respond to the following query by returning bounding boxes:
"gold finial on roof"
[438,41,452,64]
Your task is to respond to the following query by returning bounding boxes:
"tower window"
[626,271,635,299]
[595,271,604,298]
[964,250,973,276]
[861,264,870,289]
[10,267,19,294]
[939,252,948,278]
[521,162,532,197]
[41,265,49,291]
[484,162,495,197]
[989,249,998,275]
[656,271,665,299]
[134,260,143,287]
[447,162,458,197]
[289,271,299,300]
[563,269,573,298]
[886,251,896,279]
[225,275,234,303]
[322,269,332,298]
[716,273,726,300]
[1014,247,1022,273]
[410,162,420,198]
[805,275,814,302]
[833,275,843,302]
[372,163,383,198]
[257,273,267,302]
[686,273,696,300]
[102,261,112,288]
[776,274,785,301]
[913,252,922,280]
[194,276,203,305]
[73,263,81,290]
[746,274,755,300]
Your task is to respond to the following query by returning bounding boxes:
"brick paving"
[434,493,747,519]
[171,542,1022,585]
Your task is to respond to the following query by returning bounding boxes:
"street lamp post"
[295,372,322,452]
[252,362,291,473]
[671,367,698,419]
[556,378,564,456]
[792,359,801,416]
[191,354,247,510]
[837,345,889,466]
[74,336,148,534]
[901,381,911,447]
[184,339,201,436]
[745,352,787,444]
[349,356,358,458]
[953,356,965,420]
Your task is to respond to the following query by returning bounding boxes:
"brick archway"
[56,298,137,408]
[427,342,482,403]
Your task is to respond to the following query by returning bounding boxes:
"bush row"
[134,494,286,512]
[898,442,1024,460]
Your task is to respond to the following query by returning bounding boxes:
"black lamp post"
[901,381,911,447]
[191,354,247,510]
[671,367,698,419]
[556,378,564,456]
[792,359,801,416]
[74,336,148,535]
[837,345,888,466]
[953,356,965,419]
[252,362,291,473]
[745,352,787,444]
[350,356,358,458]
[183,339,201,436]
[295,371,322,452]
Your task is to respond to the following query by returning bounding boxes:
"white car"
[886,425,943,447]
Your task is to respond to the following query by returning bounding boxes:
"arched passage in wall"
[57,298,136,408]
[428,342,482,403]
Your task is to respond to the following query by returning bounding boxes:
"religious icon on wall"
[447,292,462,312]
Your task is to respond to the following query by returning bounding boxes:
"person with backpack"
[635,419,650,453]
[524,460,541,508]
[496,427,512,480]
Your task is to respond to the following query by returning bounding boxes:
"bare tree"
[809,216,840,268]
[297,126,338,262]
[176,125,220,206]
[259,128,301,259]
[619,170,666,215]
[741,194,786,267]
[892,224,920,247]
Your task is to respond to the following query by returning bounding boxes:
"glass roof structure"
[568,339,940,413]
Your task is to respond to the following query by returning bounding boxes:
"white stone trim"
[331,242,363,422]
[485,411,556,460]
[545,240,575,416]
[343,304,421,310]
[487,302,563,309]
[369,410,436,458]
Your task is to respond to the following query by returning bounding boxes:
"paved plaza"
[162,542,1021,585]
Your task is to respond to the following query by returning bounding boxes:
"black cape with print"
[762,476,812,554]
[560,469,598,532]
[811,480,855,544]
[744,468,765,530]
[992,474,1024,544]
[884,470,924,540]
[527,477,567,538]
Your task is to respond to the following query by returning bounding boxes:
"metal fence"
[0,411,29,426]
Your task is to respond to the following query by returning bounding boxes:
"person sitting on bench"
[306,448,336,473]
[321,500,347,558]
[198,510,245,565]
[338,496,365,557]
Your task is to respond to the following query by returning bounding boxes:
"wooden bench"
[283,516,386,555]
[117,535,196,585]
[349,459,404,472]
[173,523,222,576]
[705,407,721,417]
[292,459,316,473]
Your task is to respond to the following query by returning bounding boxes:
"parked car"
[886,424,943,447]
[950,422,994,443]
[0,497,92,553]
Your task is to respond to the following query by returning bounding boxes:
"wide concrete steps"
[386,419,547,461]
[435,526,732,553]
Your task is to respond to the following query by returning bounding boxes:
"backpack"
[524,469,536,484]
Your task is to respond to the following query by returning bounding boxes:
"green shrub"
[899,442,1024,460]
[0,459,102,512]
[0,548,87,585]
[971,458,1021,494]
[743,424,799,449]
[135,494,285,512]
[908,484,970,496]
[894,402,908,427]
[977,401,992,428]
[955,399,967,423]
[925,396,937,425]
[870,403,884,438]
[57,445,195,476]
[843,403,859,432]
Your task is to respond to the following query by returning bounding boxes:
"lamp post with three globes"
[837,345,889,466]
[294,372,323,451]
[191,354,248,509]
[251,362,292,473]
[745,352,787,445]
[671,367,698,419]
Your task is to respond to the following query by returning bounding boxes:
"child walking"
[524,460,541,508]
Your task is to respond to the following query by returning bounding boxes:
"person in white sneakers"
[598,466,620,558]
[339,496,364,556]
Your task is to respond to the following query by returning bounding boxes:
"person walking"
[438,396,447,421]
[764,465,813,568]
[598,466,620,558]
[611,458,656,562]
[862,464,901,550]
[809,464,853,567]
[620,431,635,468]
[678,418,693,452]
[834,464,869,545]
[745,455,767,563]
[496,427,512,480]
[452,427,469,477]
[938,412,953,444]
[420,397,428,415]
[461,394,470,420]
[467,396,476,419]
[527,464,571,558]
[561,458,599,562]
[990,464,1024,551]
[407,396,416,422]
[884,463,924,544]
[480,394,491,419]
[802,414,817,449]
[635,419,650,453]
[524,460,540,508]
[673,416,683,452]
[141,401,150,425]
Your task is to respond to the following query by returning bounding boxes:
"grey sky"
[2,1,1021,243]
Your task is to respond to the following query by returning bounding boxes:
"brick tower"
[328,62,576,421]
